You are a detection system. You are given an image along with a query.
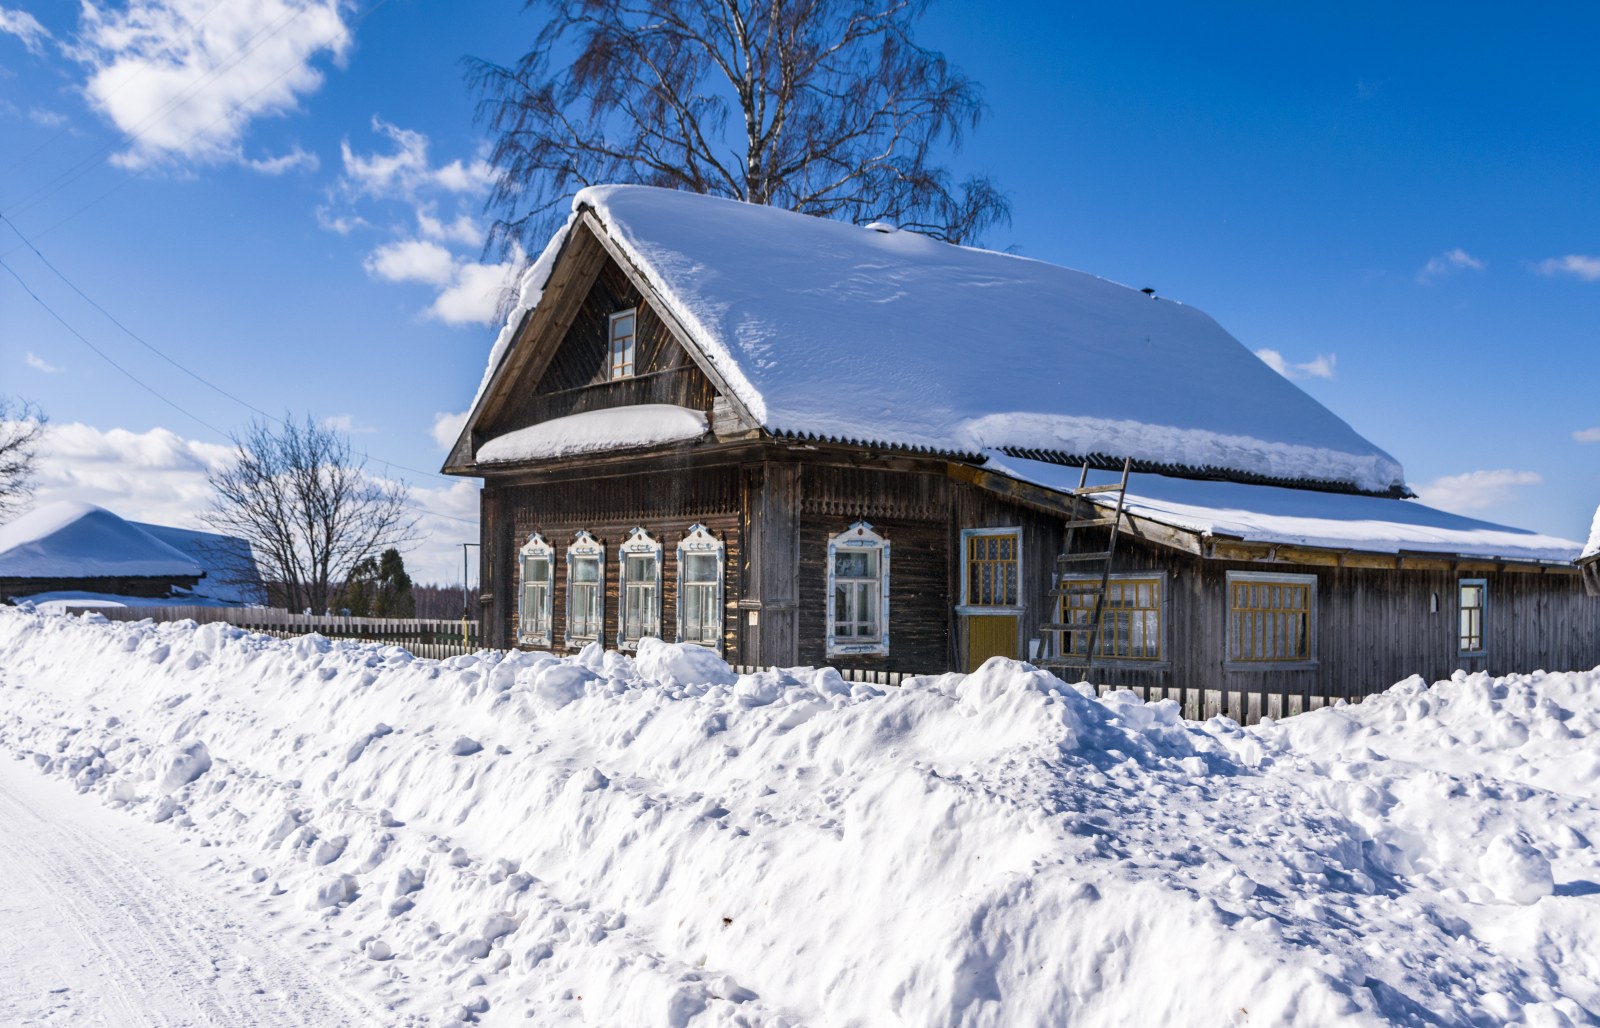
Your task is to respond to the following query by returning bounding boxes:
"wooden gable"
[478,259,717,440]
[447,211,758,473]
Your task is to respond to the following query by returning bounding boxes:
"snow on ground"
[0,606,1596,1026]
[0,755,397,1026]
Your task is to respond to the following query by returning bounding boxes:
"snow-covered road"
[0,756,383,1027]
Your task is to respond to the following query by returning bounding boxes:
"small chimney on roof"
[1141,287,1157,298]
[865,221,898,234]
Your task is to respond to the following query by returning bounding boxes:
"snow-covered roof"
[990,455,1582,563]
[477,404,708,465]
[130,521,266,605]
[473,185,1406,494]
[0,502,205,580]
[1581,504,1600,564]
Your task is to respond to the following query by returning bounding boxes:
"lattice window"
[964,530,1020,608]
[609,309,637,379]
[676,524,724,650]
[1459,579,1486,655]
[1227,572,1315,665]
[1061,575,1162,660]
[517,533,553,647]
[827,522,889,656]
[566,531,605,645]
[618,527,661,649]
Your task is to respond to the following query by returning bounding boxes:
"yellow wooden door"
[965,615,1019,672]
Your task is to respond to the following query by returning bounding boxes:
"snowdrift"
[0,607,1596,1026]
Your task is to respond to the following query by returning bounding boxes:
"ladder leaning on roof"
[1037,456,1132,679]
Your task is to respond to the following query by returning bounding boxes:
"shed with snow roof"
[444,185,1597,719]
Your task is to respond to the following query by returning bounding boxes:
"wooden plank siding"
[481,259,717,440]
[473,445,1598,724]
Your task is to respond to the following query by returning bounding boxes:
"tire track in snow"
[0,756,387,1027]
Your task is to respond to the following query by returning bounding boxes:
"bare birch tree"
[468,0,1008,253]
[0,397,46,519]
[202,418,419,614]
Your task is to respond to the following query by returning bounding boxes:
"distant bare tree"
[468,0,1008,252]
[0,397,46,519]
[202,418,419,615]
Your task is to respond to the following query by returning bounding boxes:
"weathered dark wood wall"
[0,574,201,602]
[482,260,717,439]
[476,447,1598,722]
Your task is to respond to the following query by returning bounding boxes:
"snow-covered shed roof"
[130,521,266,605]
[1581,504,1600,565]
[0,502,205,580]
[990,455,1582,564]
[470,185,1406,495]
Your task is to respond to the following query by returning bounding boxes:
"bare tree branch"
[466,0,1009,257]
[201,417,420,614]
[0,397,46,519]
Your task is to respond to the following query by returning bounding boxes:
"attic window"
[609,308,637,379]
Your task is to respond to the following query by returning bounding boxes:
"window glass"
[1226,574,1314,664]
[1459,580,1486,653]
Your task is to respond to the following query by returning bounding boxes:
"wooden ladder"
[1038,456,1131,677]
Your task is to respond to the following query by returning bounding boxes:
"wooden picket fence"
[70,605,481,660]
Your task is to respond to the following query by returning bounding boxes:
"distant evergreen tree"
[339,556,380,616]
[373,548,416,618]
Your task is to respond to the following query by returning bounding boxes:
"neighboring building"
[1581,507,1600,597]
[0,501,263,607]
[444,185,1595,713]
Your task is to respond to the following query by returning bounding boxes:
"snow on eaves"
[0,502,204,580]
[1582,503,1600,562]
[476,404,708,465]
[990,454,1582,563]
[470,185,1406,493]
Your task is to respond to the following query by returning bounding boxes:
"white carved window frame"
[675,523,725,653]
[827,521,890,657]
[618,526,663,651]
[517,532,554,647]
[565,530,605,647]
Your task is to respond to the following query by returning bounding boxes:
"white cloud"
[76,0,351,170]
[427,257,517,326]
[30,422,477,585]
[417,208,483,247]
[431,409,467,450]
[1255,348,1336,381]
[314,204,369,235]
[245,145,318,175]
[1413,468,1542,511]
[1574,427,1600,444]
[364,238,456,286]
[1416,248,1485,284]
[24,351,59,372]
[338,118,494,201]
[27,107,67,127]
[0,5,49,54]
[320,413,375,434]
[1534,254,1600,282]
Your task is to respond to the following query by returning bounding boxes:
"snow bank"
[476,405,708,465]
[1,607,1597,1026]
[1583,503,1600,561]
[468,186,1405,494]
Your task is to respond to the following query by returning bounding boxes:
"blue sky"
[1,0,1597,583]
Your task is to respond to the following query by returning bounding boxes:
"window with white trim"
[676,524,724,650]
[609,308,637,379]
[1226,571,1316,667]
[1459,579,1486,655]
[827,522,890,656]
[517,533,553,647]
[566,531,605,646]
[618,527,662,649]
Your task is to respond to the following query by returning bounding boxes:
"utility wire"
[0,255,478,527]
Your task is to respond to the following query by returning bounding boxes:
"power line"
[0,255,478,527]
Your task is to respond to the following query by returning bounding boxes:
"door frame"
[956,526,1024,669]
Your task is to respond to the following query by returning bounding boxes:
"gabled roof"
[462,185,1407,495]
[130,521,267,605]
[988,455,1582,564]
[0,502,204,580]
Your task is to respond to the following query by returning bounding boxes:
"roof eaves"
[993,446,1415,499]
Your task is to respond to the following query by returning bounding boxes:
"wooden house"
[444,186,1596,718]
